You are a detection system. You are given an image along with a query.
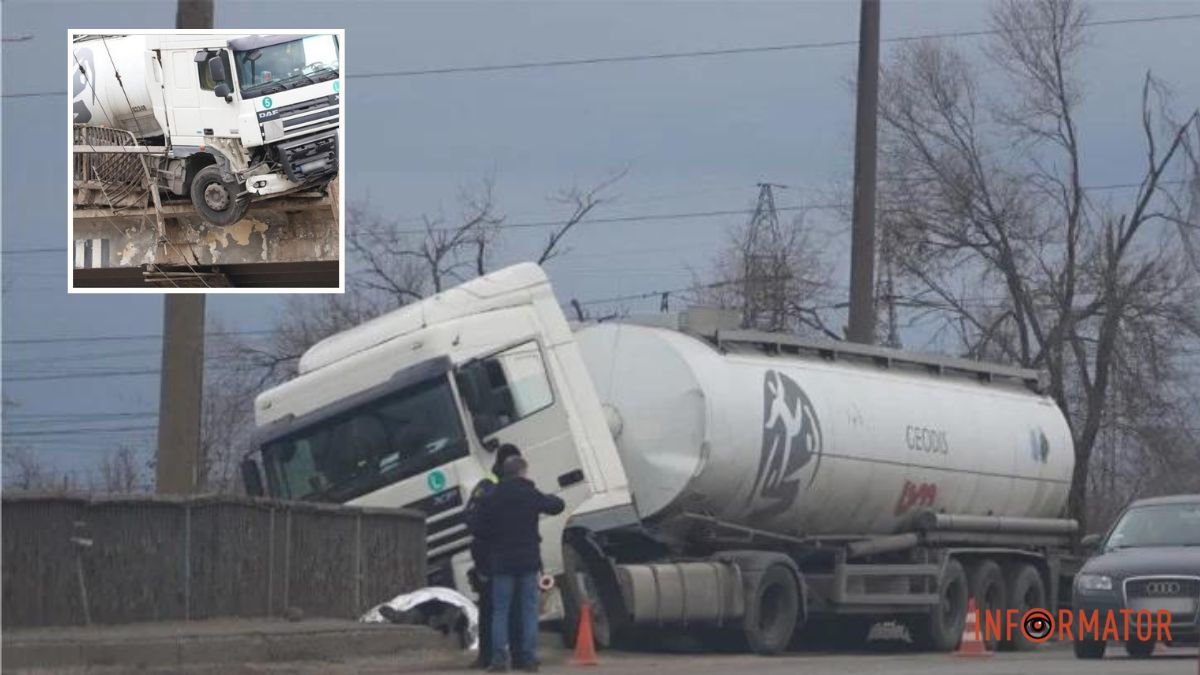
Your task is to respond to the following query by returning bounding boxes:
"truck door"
[193,50,241,140]
[455,340,588,503]
[161,49,202,145]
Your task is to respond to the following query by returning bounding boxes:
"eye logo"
[1022,608,1054,643]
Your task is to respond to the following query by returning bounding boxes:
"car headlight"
[1076,574,1113,592]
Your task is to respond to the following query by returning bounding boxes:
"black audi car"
[1073,494,1200,659]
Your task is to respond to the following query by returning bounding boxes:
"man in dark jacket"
[465,444,523,668]
[479,456,565,672]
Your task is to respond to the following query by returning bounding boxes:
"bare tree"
[3,446,57,490]
[95,445,147,493]
[876,0,1200,527]
[536,169,628,264]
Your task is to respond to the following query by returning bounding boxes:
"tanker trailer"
[241,263,1078,656]
[566,321,1076,654]
[71,33,340,225]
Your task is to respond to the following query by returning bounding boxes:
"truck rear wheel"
[1000,563,1045,652]
[190,165,248,226]
[1125,637,1155,658]
[1073,636,1106,659]
[909,557,967,652]
[966,560,1006,651]
[743,563,799,655]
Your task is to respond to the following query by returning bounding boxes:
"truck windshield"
[260,376,467,502]
[235,34,339,98]
[1105,503,1200,549]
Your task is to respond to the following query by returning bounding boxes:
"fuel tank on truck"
[574,322,1073,537]
[71,35,166,138]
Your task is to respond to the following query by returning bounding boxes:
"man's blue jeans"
[491,571,539,666]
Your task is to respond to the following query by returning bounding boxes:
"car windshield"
[260,376,467,503]
[1105,503,1200,549]
[234,34,339,97]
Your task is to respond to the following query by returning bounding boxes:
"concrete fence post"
[266,506,275,616]
[183,503,192,620]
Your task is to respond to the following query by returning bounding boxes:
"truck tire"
[1001,563,1046,652]
[561,542,623,650]
[966,560,1006,651]
[1125,637,1155,658]
[1073,637,1106,659]
[909,557,968,652]
[743,563,799,655]
[190,164,248,226]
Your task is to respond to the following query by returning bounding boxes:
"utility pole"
[846,0,881,345]
[157,0,212,494]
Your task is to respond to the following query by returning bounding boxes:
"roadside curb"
[1,620,458,672]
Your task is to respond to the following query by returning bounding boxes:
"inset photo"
[68,30,344,291]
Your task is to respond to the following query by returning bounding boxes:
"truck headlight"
[1076,574,1113,592]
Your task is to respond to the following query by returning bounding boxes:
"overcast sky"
[3,0,1197,481]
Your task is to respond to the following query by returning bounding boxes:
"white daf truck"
[244,263,1080,654]
[71,33,340,225]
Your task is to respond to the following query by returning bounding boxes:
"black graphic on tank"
[72,47,95,124]
[747,370,823,521]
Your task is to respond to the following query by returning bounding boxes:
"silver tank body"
[574,323,1073,536]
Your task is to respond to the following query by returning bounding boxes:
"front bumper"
[275,129,338,184]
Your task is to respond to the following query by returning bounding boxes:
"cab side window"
[456,341,554,439]
[196,50,232,91]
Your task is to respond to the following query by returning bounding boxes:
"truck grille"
[276,129,338,183]
[408,487,473,587]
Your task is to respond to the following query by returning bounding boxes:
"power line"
[2,425,159,437]
[2,328,273,346]
[346,13,1200,79]
[7,12,1198,99]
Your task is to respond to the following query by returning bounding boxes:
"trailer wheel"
[561,542,622,650]
[1001,563,1046,652]
[910,557,968,652]
[190,165,248,226]
[967,560,1007,651]
[1073,636,1106,659]
[743,563,799,655]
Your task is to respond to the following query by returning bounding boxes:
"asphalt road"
[30,641,1196,675]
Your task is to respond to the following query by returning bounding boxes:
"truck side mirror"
[214,82,232,103]
[207,56,227,83]
[241,458,264,496]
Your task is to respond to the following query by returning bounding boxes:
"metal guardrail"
[1,493,426,628]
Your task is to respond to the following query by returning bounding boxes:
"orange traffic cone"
[570,602,599,666]
[954,597,992,657]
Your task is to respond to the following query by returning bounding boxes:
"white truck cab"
[246,264,633,616]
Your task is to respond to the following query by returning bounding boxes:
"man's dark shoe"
[486,663,509,673]
[520,661,540,673]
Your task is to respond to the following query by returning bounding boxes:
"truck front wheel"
[561,543,622,650]
[743,563,799,655]
[909,557,968,652]
[190,165,249,226]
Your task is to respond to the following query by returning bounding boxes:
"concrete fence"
[1,493,426,629]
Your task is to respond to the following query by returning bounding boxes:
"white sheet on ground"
[359,586,479,651]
